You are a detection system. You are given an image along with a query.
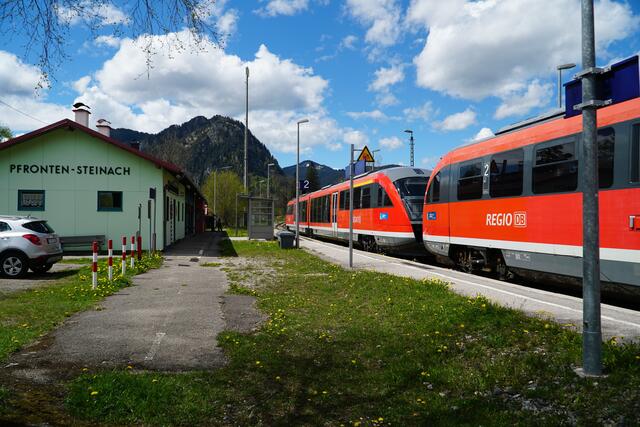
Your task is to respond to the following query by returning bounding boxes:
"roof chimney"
[72,102,91,127]
[96,118,112,138]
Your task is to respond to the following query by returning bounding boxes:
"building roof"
[0,119,205,200]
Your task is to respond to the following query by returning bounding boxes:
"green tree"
[306,164,320,192]
[0,125,12,142]
[201,170,244,227]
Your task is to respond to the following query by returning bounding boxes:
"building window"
[490,149,524,198]
[18,190,45,211]
[97,191,123,211]
[533,140,578,194]
[457,161,483,200]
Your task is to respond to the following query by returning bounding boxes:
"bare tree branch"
[0,0,221,87]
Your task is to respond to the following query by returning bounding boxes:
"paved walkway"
[301,237,640,342]
[11,232,240,372]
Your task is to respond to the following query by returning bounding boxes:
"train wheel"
[455,249,473,273]
[361,236,377,253]
[495,255,511,281]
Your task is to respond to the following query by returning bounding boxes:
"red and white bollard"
[130,235,135,269]
[121,236,127,275]
[107,239,113,281]
[92,241,98,289]
[137,235,142,261]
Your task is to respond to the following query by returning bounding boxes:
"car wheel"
[31,263,54,274]
[0,252,29,278]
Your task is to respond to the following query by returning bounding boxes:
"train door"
[331,192,339,237]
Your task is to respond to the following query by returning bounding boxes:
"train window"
[324,195,331,222]
[457,161,483,200]
[598,127,615,188]
[286,205,293,216]
[532,140,578,194]
[632,125,640,183]
[353,187,362,209]
[361,186,371,209]
[490,149,524,197]
[427,172,441,203]
[376,185,394,207]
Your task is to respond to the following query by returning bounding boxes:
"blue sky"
[1,0,640,171]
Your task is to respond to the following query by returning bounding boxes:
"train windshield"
[395,177,428,221]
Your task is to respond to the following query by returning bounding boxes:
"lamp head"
[557,63,576,71]
[268,163,275,167]
[404,129,413,134]
[245,67,250,77]
[297,118,309,124]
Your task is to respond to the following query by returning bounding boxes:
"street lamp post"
[244,66,249,193]
[404,129,414,167]
[296,118,309,249]
[557,63,576,109]
[213,166,232,217]
[266,162,275,198]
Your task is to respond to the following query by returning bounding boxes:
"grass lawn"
[0,254,163,363]
[63,240,640,426]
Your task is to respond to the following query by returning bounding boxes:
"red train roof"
[440,96,640,167]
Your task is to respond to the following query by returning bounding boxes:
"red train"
[285,167,430,253]
[422,96,640,288]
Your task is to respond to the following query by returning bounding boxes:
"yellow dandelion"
[90,391,99,396]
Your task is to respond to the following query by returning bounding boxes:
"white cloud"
[255,0,309,17]
[344,130,369,146]
[340,35,358,50]
[0,52,42,96]
[345,0,402,47]
[494,80,553,119]
[409,0,639,102]
[379,136,403,150]
[472,127,494,141]
[57,1,129,26]
[73,76,92,93]
[403,102,433,122]
[0,31,346,155]
[368,64,404,107]
[92,33,327,117]
[216,9,239,36]
[346,110,389,120]
[434,108,476,131]
[369,64,404,92]
[94,35,122,48]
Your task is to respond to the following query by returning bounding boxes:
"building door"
[331,192,338,237]
[171,199,176,244]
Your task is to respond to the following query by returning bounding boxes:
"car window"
[22,221,54,234]
[0,222,10,232]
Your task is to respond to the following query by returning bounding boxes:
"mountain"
[111,115,283,187]
[283,160,344,187]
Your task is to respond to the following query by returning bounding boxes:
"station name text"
[9,164,131,176]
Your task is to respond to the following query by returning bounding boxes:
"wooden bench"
[60,235,106,251]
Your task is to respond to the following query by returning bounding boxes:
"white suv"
[0,216,63,278]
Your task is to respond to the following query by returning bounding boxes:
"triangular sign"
[357,146,375,162]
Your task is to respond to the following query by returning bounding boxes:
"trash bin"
[277,231,295,249]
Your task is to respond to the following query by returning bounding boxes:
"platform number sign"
[299,179,310,193]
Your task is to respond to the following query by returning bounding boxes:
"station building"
[0,105,207,251]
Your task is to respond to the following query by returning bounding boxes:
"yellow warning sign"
[357,146,375,162]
